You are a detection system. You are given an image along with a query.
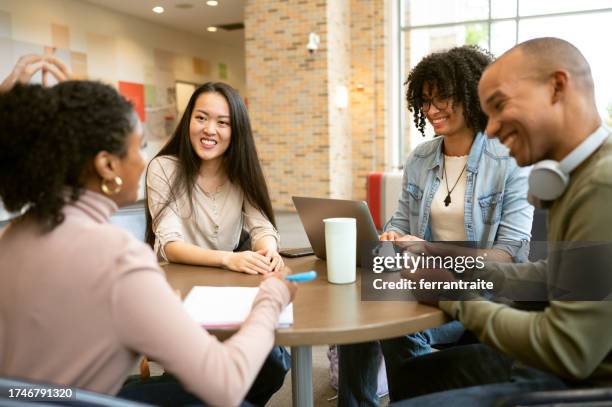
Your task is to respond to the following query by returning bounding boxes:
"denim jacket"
[385,132,534,262]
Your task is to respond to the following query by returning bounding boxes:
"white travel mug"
[324,217,357,284]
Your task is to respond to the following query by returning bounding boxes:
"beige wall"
[245,0,387,211]
[0,0,246,92]
[0,0,246,219]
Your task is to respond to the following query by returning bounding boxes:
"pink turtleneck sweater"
[0,190,290,406]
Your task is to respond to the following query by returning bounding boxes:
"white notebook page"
[183,286,293,328]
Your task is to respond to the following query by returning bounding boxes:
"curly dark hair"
[406,45,494,136]
[0,81,135,231]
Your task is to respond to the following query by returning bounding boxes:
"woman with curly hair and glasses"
[337,46,534,406]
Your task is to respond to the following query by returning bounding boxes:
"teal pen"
[285,271,317,282]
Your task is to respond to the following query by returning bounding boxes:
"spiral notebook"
[183,286,294,328]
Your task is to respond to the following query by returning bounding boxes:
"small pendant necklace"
[442,155,467,207]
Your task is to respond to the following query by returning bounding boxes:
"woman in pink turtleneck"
[0,62,296,407]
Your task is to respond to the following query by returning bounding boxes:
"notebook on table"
[183,286,294,329]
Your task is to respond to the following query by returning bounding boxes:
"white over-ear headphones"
[529,125,610,201]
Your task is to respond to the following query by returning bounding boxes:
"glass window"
[520,0,612,17]
[398,1,612,157]
[409,26,466,66]
[407,0,488,27]
[490,21,516,57]
[519,12,612,120]
[465,23,489,48]
[491,0,517,19]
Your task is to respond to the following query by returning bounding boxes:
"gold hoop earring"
[101,176,123,195]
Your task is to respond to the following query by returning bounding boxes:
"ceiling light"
[207,26,218,32]
[152,6,164,13]
[206,0,219,6]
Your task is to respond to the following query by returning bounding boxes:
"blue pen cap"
[285,271,317,282]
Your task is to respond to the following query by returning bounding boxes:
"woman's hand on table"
[224,251,273,275]
[256,248,284,273]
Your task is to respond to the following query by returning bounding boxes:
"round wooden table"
[164,256,447,407]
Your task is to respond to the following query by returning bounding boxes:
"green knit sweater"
[440,132,612,384]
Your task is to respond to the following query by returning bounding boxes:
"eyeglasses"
[420,95,452,113]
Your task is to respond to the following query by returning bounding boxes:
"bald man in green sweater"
[392,37,612,406]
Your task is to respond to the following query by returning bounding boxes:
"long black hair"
[0,81,135,231]
[145,82,275,247]
[406,45,493,136]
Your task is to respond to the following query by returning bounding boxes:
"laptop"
[292,196,380,266]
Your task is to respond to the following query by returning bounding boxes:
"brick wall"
[245,0,387,210]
